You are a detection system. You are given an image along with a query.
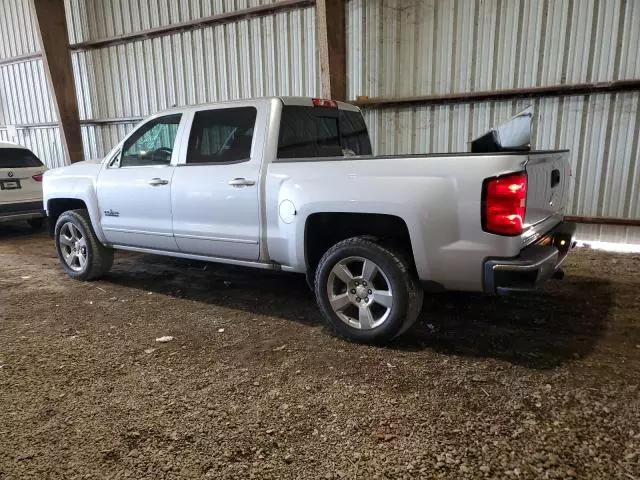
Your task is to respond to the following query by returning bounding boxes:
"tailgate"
[523,151,570,242]
[0,148,46,206]
[0,166,44,204]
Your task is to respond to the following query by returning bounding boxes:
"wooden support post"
[316,0,346,101]
[31,0,84,163]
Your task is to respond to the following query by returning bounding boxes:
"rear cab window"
[277,105,372,159]
[0,148,44,168]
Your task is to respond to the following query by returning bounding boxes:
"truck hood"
[44,158,104,177]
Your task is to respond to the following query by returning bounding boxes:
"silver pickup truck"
[43,97,575,344]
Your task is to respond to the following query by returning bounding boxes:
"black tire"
[54,209,113,281]
[314,236,423,344]
[28,217,44,230]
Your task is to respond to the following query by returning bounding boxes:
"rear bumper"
[483,221,576,294]
[0,201,45,223]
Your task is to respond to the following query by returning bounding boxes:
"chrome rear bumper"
[484,222,576,294]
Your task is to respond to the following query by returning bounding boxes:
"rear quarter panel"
[266,154,531,291]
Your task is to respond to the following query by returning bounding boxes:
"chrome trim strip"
[173,233,257,244]
[110,244,281,270]
[103,227,173,237]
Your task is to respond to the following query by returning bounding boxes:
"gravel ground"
[1,224,639,480]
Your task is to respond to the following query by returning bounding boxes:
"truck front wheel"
[314,237,423,344]
[54,209,113,281]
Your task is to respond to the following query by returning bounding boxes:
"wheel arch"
[303,212,415,287]
[47,198,87,234]
[47,193,106,243]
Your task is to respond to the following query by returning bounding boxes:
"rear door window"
[186,107,257,164]
[0,148,44,168]
[277,106,372,159]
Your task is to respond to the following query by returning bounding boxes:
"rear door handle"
[148,178,169,186]
[551,169,560,188]
[228,178,256,187]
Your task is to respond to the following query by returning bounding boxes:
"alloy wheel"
[326,256,394,330]
[58,222,88,272]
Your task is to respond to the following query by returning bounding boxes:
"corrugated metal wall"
[577,224,640,246]
[65,0,283,44]
[347,0,640,97]
[0,58,57,125]
[0,0,39,59]
[70,7,319,121]
[0,53,66,166]
[348,0,640,224]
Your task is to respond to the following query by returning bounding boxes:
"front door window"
[120,114,182,167]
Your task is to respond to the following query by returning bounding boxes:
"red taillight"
[482,172,527,236]
[312,98,338,108]
[32,173,43,182]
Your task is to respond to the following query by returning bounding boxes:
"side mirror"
[108,149,122,168]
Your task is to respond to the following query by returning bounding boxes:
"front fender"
[43,162,107,244]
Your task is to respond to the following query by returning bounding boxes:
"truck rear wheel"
[54,209,113,281]
[314,237,423,344]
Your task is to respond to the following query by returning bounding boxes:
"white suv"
[0,141,47,229]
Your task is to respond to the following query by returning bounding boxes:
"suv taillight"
[32,173,43,182]
[482,172,527,236]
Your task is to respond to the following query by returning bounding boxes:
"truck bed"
[267,149,571,291]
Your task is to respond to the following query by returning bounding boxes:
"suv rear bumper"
[0,201,45,223]
[483,221,576,294]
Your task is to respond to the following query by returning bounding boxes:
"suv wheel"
[314,237,423,344]
[55,209,113,281]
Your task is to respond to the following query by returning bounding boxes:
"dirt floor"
[1,224,639,480]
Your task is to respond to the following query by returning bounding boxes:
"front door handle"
[228,178,256,187]
[148,178,169,186]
